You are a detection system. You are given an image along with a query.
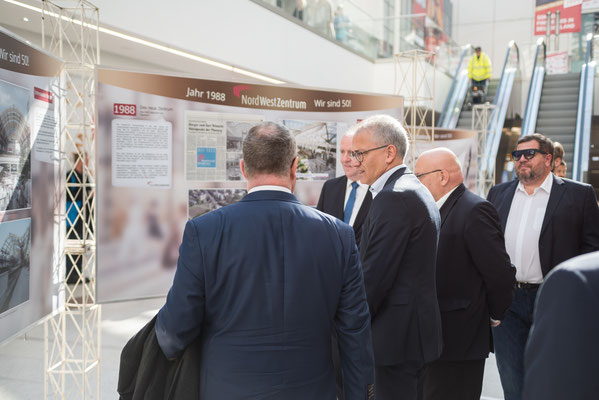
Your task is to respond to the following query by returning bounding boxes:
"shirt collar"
[346,177,367,190]
[436,184,460,209]
[368,164,405,198]
[248,185,292,194]
[516,172,553,195]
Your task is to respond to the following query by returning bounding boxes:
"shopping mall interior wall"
[92,0,378,92]
[452,0,536,79]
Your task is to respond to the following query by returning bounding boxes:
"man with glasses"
[350,115,442,400]
[414,148,515,400]
[317,133,372,247]
[487,133,599,400]
[155,122,375,399]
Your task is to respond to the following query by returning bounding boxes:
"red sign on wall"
[535,0,582,35]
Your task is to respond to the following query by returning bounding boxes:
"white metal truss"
[41,1,100,399]
[472,103,498,197]
[395,50,436,165]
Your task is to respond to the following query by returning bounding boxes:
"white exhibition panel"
[96,68,404,303]
[0,27,62,344]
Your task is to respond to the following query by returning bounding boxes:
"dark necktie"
[344,182,359,224]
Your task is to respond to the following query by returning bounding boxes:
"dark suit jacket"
[155,190,374,400]
[523,251,599,400]
[487,175,599,276]
[436,184,515,361]
[359,167,443,366]
[316,175,372,247]
[118,315,202,400]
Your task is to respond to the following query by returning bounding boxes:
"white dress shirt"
[344,179,369,226]
[435,185,459,209]
[504,172,553,283]
[248,185,292,194]
[368,164,406,198]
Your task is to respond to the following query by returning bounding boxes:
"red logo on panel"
[233,85,252,98]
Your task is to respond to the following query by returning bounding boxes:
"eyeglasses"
[511,149,548,161]
[350,144,389,163]
[415,169,442,178]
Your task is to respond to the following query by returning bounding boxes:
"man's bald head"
[414,147,464,201]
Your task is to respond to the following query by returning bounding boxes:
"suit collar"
[497,180,519,231]
[540,174,567,235]
[241,190,300,203]
[439,184,466,227]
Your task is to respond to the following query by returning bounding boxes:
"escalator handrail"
[494,41,520,106]
[522,38,547,132]
[573,34,595,181]
[438,44,473,127]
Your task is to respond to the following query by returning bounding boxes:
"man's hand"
[490,318,501,327]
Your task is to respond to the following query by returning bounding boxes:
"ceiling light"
[3,0,285,85]
[22,17,29,22]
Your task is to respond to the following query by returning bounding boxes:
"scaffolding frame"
[472,103,498,197]
[395,50,436,165]
[41,1,100,399]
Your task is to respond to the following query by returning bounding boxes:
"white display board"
[96,67,404,302]
[0,27,62,344]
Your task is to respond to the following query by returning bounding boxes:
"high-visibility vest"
[468,52,492,81]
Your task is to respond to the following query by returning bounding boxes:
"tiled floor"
[0,297,505,399]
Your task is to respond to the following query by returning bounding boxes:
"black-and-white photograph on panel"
[279,119,340,180]
[188,189,246,220]
[226,120,254,181]
[0,218,31,315]
[0,80,32,211]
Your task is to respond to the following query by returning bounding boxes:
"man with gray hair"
[350,115,442,400]
[156,121,375,399]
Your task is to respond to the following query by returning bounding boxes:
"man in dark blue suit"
[523,251,599,400]
[350,115,442,400]
[487,133,599,400]
[155,121,375,400]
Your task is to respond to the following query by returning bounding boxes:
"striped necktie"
[344,181,359,224]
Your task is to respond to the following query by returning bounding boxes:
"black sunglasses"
[511,149,548,161]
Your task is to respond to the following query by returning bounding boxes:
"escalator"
[521,36,596,181]
[455,79,499,129]
[535,73,580,176]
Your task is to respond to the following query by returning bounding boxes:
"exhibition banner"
[96,68,403,302]
[535,0,582,35]
[0,28,62,343]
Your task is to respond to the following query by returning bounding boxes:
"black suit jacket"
[316,175,372,247]
[436,184,515,361]
[523,251,599,400]
[118,315,202,400]
[487,175,599,276]
[359,167,442,366]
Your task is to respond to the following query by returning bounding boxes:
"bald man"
[415,148,515,400]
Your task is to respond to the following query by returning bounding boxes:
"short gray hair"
[242,121,297,177]
[353,115,409,159]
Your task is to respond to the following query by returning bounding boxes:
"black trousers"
[422,359,485,400]
[375,361,426,400]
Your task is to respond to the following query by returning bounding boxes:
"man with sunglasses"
[415,148,515,400]
[350,115,442,400]
[487,133,599,400]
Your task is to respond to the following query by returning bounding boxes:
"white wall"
[452,0,536,79]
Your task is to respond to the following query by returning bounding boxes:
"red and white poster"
[535,0,582,35]
[546,51,570,74]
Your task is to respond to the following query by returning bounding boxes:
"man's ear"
[240,159,247,180]
[386,145,397,164]
[290,156,298,181]
[440,169,450,186]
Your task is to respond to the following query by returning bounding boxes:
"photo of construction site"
[279,119,339,180]
[188,189,247,219]
[0,80,32,212]
[0,218,31,315]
